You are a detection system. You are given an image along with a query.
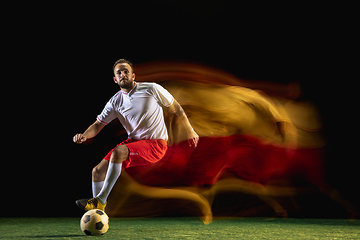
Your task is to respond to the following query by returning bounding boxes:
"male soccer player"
[73,59,199,211]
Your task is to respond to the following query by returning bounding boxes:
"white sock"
[96,162,122,204]
[92,181,104,198]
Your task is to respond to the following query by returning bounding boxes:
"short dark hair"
[113,58,134,73]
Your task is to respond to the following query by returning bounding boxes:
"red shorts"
[103,138,168,169]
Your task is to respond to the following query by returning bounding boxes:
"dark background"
[4,1,358,218]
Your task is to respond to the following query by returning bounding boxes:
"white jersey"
[97,82,174,141]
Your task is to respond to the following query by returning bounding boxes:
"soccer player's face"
[113,63,135,89]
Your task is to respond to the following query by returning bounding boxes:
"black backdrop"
[4,1,358,217]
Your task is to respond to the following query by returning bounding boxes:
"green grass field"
[1,217,359,239]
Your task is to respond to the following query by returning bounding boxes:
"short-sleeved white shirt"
[97,82,174,141]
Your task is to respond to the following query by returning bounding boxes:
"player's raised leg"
[76,159,108,210]
[92,160,109,197]
[96,145,129,204]
[77,145,129,211]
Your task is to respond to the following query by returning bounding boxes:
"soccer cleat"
[76,197,107,211]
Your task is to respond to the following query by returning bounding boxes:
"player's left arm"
[168,99,199,148]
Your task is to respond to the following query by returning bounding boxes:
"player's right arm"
[73,120,106,144]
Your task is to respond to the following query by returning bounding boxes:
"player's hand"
[73,133,87,144]
[187,129,199,148]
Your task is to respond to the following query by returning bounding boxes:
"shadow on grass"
[22,234,84,238]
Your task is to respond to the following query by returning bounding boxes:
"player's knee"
[92,165,105,180]
[110,145,129,163]
[92,166,99,177]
